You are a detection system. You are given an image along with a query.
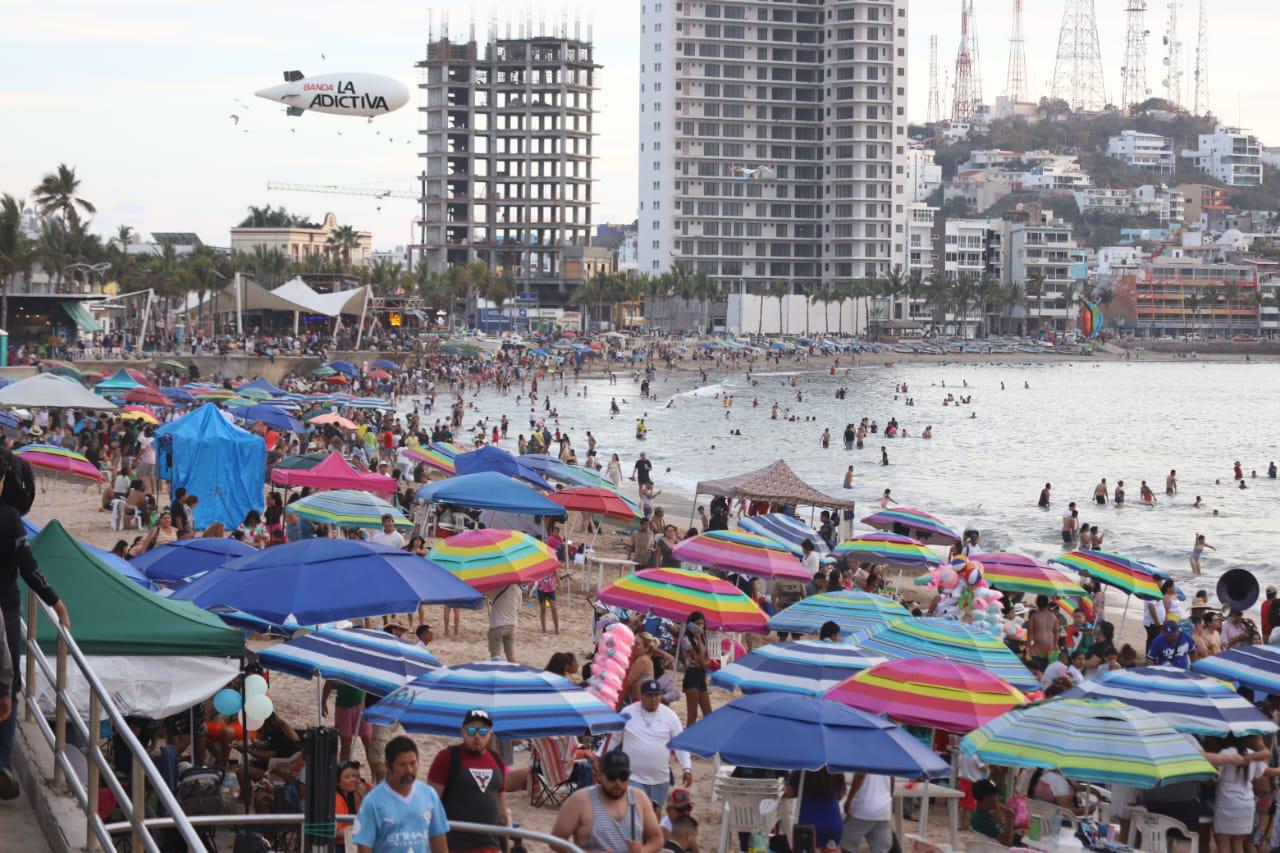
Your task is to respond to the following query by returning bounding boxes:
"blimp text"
[308,93,392,111]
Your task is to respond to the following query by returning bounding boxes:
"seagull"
[336,131,343,136]
[321,53,326,60]
[229,114,239,124]
[289,128,296,133]
[375,130,381,136]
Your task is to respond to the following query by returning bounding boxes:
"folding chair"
[529,736,580,808]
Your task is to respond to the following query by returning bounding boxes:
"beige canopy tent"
[694,459,855,511]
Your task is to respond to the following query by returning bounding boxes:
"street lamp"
[66,262,112,293]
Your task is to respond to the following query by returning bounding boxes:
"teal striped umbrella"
[290,489,412,530]
[960,698,1217,789]
[853,617,1039,692]
[768,590,909,637]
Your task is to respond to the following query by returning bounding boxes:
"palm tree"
[1201,285,1220,339]
[1059,281,1079,334]
[32,164,95,234]
[1002,280,1027,336]
[0,194,32,332]
[880,265,906,328]
[976,273,1001,338]
[1183,291,1203,339]
[324,224,359,272]
[766,279,790,335]
[115,224,135,248]
[755,282,769,336]
[902,270,926,329]
[249,245,290,287]
[1025,271,1046,336]
[1241,286,1264,337]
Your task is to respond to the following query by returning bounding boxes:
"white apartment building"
[1006,209,1080,332]
[1020,161,1091,191]
[638,0,910,323]
[1108,131,1176,175]
[893,201,936,324]
[1181,125,1264,187]
[941,218,1004,281]
[904,144,942,203]
[1133,184,1186,224]
[1073,188,1134,215]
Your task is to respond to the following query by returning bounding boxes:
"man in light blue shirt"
[353,736,449,853]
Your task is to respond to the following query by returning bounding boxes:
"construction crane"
[266,181,418,200]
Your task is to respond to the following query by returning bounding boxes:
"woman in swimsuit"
[1190,534,1215,575]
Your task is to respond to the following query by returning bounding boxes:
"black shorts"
[536,589,556,603]
[682,666,708,692]
[1095,496,1106,505]
[1062,530,1073,544]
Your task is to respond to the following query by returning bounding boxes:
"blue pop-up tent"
[157,403,265,529]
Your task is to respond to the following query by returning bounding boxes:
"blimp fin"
[286,107,304,117]
[283,70,304,82]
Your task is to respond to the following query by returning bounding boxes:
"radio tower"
[927,35,943,124]
[1004,0,1028,103]
[1121,1,1149,112]
[966,1,984,108]
[1192,0,1209,115]
[1163,0,1182,108]
[952,1,975,122]
[1050,0,1108,112]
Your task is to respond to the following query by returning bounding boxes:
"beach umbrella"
[547,487,642,522]
[322,375,350,386]
[289,489,412,530]
[428,529,559,593]
[131,537,259,584]
[14,444,104,482]
[192,387,237,401]
[160,386,195,404]
[454,446,553,490]
[970,552,1086,598]
[960,698,1216,788]
[710,640,886,695]
[170,539,482,624]
[40,359,79,373]
[365,660,625,738]
[158,359,188,372]
[431,441,468,458]
[767,590,910,637]
[417,472,566,517]
[123,387,171,408]
[308,412,358,429]
[853,617,1039,692]
[598,567,768,632]
[274,453,327,471]
[400,446,456,475]
[1049,550,1167,600]
[372,359,398,371]
[1062,665,1277,737]
[519,454,619,490]
[257,627,440,697]
[670,693,951,777]
[119,406,160,425]
[367,369,392,382]
[229,404,304,433]
[236,386,272,400]
[834,532,943,571]
[326,360,360,377]
[311,365,336,378]
[826,659,1027,734]
[0,374,118,410]
[738,513,832,559]
[860,507,961,545]
[1193,645,1280,698]
[672,530,809,581]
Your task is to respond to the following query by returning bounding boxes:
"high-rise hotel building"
[638,0,909,297]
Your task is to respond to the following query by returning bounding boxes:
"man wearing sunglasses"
[553,751,663,853]
[428,709,510,853]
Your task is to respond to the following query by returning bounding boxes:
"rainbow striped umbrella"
[289,489,412,530]
[853,617,1039,692]
[960,698,1217,789]
[1049,550,1167,600]
[40,359,79,373]
[598,567,768,632]
[768,590,909,636]
[428,529,559,592]
[860,507,961,545]
[14,444,104,482]
[430,441,468,458]
[826,659,1027,734]
[192,387,237,401]
[711,640,887,695]
[119,405,160,425]
[400,446,456,475]
[672,529,808,580]
[971,552,1086,598]
[835,533,942,571]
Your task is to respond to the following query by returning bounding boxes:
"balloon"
[245,716,266,732]
[936,566,959,590]
[244,674,269,697]
[244,694,274,721]
[213,688,242,716]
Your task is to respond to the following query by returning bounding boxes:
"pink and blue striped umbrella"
[672,529,809,580]
[835,532,942,570]
[860,507,961,545]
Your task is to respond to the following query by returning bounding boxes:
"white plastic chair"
[713,775,785,853]
[111,499,143,531]
[1024,798,1079,834]
[1127,807,1199,853]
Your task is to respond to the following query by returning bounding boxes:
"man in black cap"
[553,750,663,853]
[616,679,692,816]
[427,709,509,853]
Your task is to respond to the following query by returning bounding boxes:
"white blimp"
[255,71,409,118]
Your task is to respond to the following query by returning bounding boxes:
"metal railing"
[99,816,588,853]
[22,589,207,852]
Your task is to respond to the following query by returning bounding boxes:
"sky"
[2,1,1276,251]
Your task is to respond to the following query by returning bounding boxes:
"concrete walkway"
[0,784,55,853]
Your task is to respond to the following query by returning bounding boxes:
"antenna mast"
[1164,0,1182,108]
[966,0,983,107]
[927,35,943,124]
[1121,1,1149,112]
[1192,0,1209,115]
[952,2,975,122]
[1051,0,1108,112]
[1005,0,1028,103]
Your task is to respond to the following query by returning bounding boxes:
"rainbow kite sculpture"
[1077,300,1104,339]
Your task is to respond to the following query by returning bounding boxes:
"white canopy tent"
[194,274,372,343]
[0,373,118,410]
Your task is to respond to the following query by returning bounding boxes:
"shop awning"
[61,300,102,333]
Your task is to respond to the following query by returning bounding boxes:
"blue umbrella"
[454,446,552,490]
[0,412,17,430]
[669,692,951,777]
[1192,645,1280,696]
[131,537,258,584]
[257,627,440,696]
[529,347,550,356]
[710,640,886,695]
[238,377,285,396]
[365,660,625,737]
[326,360,360,377]
[417,472,566,517]
[228,404,305,433]
[738,512,833,559]
[519,454,619,490]
[160,386,196,404]
[372,359,398,371]
[170,539,483,624]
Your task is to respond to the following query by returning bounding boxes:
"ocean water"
[453,359,1280,590]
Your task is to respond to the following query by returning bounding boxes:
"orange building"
[1114,255,1258,337]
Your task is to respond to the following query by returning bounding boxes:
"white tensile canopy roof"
[270,277,369,318]
[0,373,118,410]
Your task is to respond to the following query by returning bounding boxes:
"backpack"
[0,450,37,516]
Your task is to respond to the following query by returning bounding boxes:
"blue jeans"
[0,608,21,771]
[634,781,670,811]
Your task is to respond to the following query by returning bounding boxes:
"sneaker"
[0,768,18,800]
